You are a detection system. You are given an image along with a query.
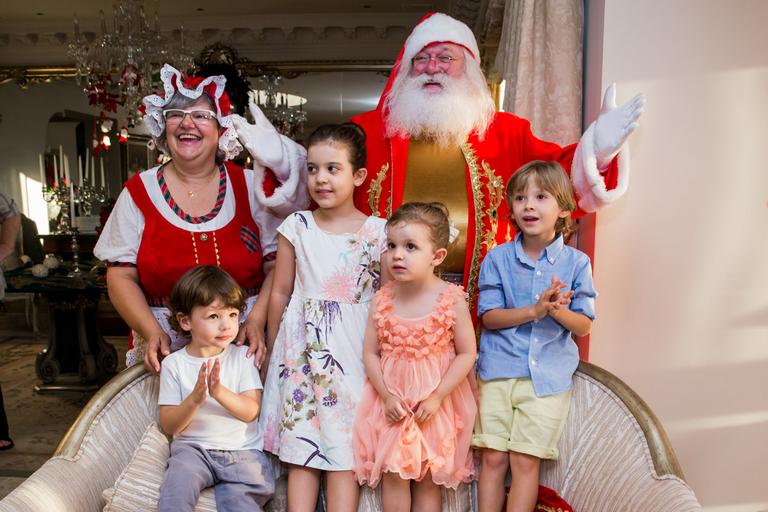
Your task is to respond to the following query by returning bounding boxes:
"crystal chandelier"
[251,72,308,139]
[68,0,195,126]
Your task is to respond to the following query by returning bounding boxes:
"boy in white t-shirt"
[158,265,274,511]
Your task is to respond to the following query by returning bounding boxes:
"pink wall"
[586,1,768,510]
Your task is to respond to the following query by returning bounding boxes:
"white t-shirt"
[158,344,264,450]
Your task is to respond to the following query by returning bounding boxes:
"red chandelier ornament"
[68,0,195,127]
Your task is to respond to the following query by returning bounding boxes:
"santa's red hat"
[402,12,480,65]
[378,12,481,110]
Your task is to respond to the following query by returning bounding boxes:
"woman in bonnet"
[95,64,308,372]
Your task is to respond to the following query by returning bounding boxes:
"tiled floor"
[0,300,128,499]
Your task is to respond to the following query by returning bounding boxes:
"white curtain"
[494,0,583,145]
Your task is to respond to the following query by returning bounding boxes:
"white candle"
[64,158,70,185]
[78,156,84,185]
[85,153,90,184]
[39,154,45,186]
[91,156,96,183]
[53,157,59,185]
[69,182,76,225]
[100,159,105,188]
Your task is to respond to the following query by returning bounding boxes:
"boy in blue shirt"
[472,161,597,512]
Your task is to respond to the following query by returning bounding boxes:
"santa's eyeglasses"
[411,53,461,70]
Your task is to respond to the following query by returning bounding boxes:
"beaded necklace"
[157,163,227,224]
[157,162,226,267]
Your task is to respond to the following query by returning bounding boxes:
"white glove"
[594,84,646,169]
[231,98,290,178]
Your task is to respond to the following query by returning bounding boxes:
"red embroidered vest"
[126,162,265,305]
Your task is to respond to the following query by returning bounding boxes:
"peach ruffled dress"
[353,282,477,489]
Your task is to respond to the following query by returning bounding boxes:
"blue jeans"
[159,442,275,512]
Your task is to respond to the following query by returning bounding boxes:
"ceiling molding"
[0,66,75,88]
[0,4,506,83]
[0,13,418,67]
[0,59,394,89]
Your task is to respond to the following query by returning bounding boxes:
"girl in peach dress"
[353,202,477,512]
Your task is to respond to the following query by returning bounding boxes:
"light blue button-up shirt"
[476,233,596,397]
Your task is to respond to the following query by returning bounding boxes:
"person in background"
[0,192,21,451]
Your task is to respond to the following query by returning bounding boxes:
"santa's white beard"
[384,72,495,147]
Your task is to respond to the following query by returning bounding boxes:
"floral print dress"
[260,211,387,470]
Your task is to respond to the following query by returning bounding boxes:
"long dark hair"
[305,123,367,169]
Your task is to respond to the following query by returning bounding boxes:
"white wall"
[586,1,768,510]
[0,79,126,229]
[0,80,88,199]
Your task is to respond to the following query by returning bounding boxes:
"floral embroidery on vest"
[461,142,503,310]
[367,163,390,218]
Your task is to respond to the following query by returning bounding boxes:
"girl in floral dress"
[261,123,388,512]
[353,202,477,512]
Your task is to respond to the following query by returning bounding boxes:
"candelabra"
[67,228,83,278]
[75,178,107,216]
[43,181,107,234]
[43,185,73,234]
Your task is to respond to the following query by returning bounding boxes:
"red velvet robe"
[351,108,619,317]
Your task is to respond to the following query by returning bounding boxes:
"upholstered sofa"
[0,361,701,511]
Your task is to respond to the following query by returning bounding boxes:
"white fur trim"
[402,13,480,67]
[142,64,243,160]
[235,106,295,182]
[251,142,309,217]
[571,122,630,212]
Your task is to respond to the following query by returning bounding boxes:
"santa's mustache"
[384,63,495,146]
[414,73,450,88]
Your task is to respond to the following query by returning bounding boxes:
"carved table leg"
[35,303,61,384]
[34,289,117,392]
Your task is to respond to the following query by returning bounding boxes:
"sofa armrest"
[0,456,114,512]
[539,361,701,511]
[0,365,158,512]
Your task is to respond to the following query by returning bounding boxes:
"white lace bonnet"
[142,63,243,161]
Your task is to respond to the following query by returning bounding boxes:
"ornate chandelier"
[68,0,195,126]
[251,72,308,139]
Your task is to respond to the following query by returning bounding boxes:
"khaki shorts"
[471,378,571,460]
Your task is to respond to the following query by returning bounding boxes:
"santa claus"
[352,12,643,312]
[237,12,644,315]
